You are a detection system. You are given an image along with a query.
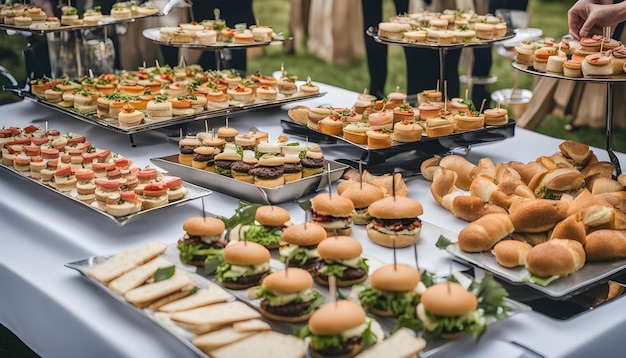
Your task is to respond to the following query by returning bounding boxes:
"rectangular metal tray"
[0,163,211,226]
[447,243,626,299]
[281,119,515,174]
[150,155,348,204]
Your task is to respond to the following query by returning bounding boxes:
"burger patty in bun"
[309,193,354,236]
[177,216,226,267]
[338,181,386,225]
[256,267,325,323]
[313,235,368,287]
[366,196,423,248]
[229,205,291,249]
[279,222,327,271]
[297,300,379,358]
[215,241,271,289]
[358,264,424,317]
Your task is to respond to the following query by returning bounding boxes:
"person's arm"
[568,0,626,39]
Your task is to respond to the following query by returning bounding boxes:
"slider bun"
[223,241,270,266]
[339,182,385,209]
[214,152,241,161]
[368,196,423,219]
[559,140,592,166]
[281,223,327,246]
[365,224,421,248]
[458,213,514,252]
[311,193,354,217]
[258,157,285,166]
[306,151,324,160]
[317,235,362,260]
[370,264,420,292]
[493,240,532,268]
[217,127,239,137]
[508,198,569,233]
[309,300,366,336]
[420,282,477,317]
[179,138,201,147]
[261,268,312,293]
[255,205,291,227]
[525,238,585,277]
[584,229,626,261]
[183,217,225,236]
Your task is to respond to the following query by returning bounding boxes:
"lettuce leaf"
[524,273,560,286]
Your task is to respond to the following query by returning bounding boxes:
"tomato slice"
[75,169,95,181]
[120,190,137,200]
[143,183,168,197]
[165,176,182,189]
[114,158,130,168]
[54,165,72,177]
[31,137,50,146]
[94,179,120,190]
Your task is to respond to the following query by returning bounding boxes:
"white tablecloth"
[1,83,626,358]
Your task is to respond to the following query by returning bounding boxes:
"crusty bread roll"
[430,167,457,205]
[525,238,585,277]
[559,139,593,167]
[469,175,497,202]
[439,155,476,191]
[598,191,626,213]
[587,176,623,194]
[420,155,441,181]
[567,189,613,217]
[470,157,497,181]
[549,213,587,244]
[582,161,616,180]
[585,229,626,260]
[507,161,548,186]
[493,240,532,268]
[508,198,569,233]
[529,168,585,199]
[581,205,615,228]
[458,213,514,252]
[448,194,486,222]
[495,163,521,184]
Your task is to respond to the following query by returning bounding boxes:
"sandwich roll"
[525,238,586,277]
[508,198,569,233]
[493,240,532,268]
[585,229,626,261]
[419,155,441,182]
[447,194,487,222]
[439,155,476,191]
[458,213,515,252]
[549,213,587,244]
[430,167,458,205]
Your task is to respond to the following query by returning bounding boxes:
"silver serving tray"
[0,13,162,34]
[367,27,515,49]
[0,163,211,226]
[150,155,349,204]
[143,27,282,49]
[447,243,626,299]
[512,62,626,83]
[65,248,221,358]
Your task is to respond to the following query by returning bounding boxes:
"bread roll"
[448,194,486,222]
[511,231,548,246]
[508,198,569,233]
[507,161,548,185]
[420,155,441,181]
[439,155,476,191]
[559,140,593,167]
[430,167,457,205]
[495,163,521,184]
[458,213,514,252]
[581,205,615,228]
[567,189,612,217]
[470,157,497,181]
[588,176,623,194]
[582,161,615,180]
[585,229,626,260]
[493,240,532,268]
[525,238,585,277]
[469,175,497,202]
[549,214,586,244]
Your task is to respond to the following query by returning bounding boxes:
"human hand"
[568,1,620,40]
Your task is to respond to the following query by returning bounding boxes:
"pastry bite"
[378,21,411,40]
[343,122,370,145]
[277,76,298,95]
[233,30,254,44]
[454,28,476,42]
[366,129,392,149]
[252,25,273,42]
[483,108,509,125]
[393,119,422,142]
[418,102,441,120]
[307,106,333,130]
[514,41,541,66]
[610,45,626,75]
[493,23,508,38]
[195,29,217,45]
[418,89,442,105]
[317,114,344,136]
[533,47,558,73]
[546,52,567,74]
[367,110,393,130]
[425,117,454,137]
[579,35,602,52]
[474,23,495,40]
[563,60,583,78]
[403,30,427,43]
[299,77,320,95]
[387,88,406,106]
[454,112,485,132]
[438,30,455,44]
[118,104,144,128]
[227,85,254,103]
[582,53,612,77]
[392,104,416,124]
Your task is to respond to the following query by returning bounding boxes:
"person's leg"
[362,0,387,98]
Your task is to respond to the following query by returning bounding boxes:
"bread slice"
[208,331,307,358]
[87,242,167,283]
[158,285,233,312]
[124,271,193,307]
[192,327,258,353]
[108,257,170,295]
[354,328,426,358]
[170,301,261,334]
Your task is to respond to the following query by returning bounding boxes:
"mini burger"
[301,150,324,177]
[313,235,368,287]
[229,205,291,249]
[215,241,271,289]
[178,137,201,166]
[366,196,423,248]
[279,222,327,272]
[309,193,354,236]
[230,157,258,183]
[416,282,486,340]
[338,181,385,225]
[297,300,378,358]
[256,267,325,323]
[177,216,227,267]
[191,146,219,170]
[249,157,285,188]
[214,151,242,178]
[358,264,423,317]
[282,156,304,182]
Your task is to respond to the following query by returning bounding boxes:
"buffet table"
[2,82,626,358]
